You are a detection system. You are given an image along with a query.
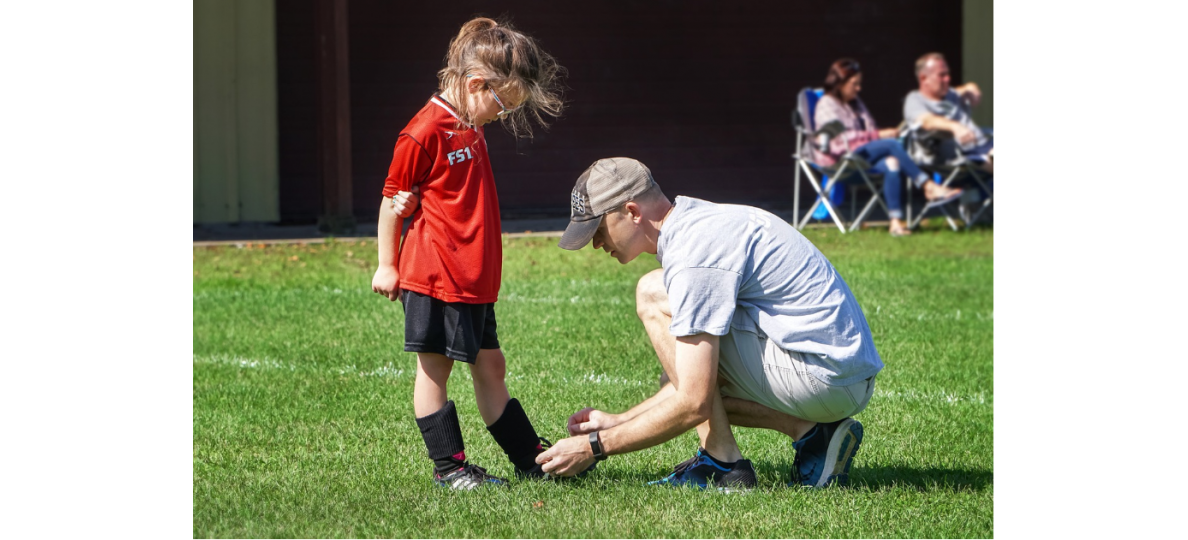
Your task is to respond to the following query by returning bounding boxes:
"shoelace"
[668,454,703,477]
[535,436,599,478]
[458,463,499,481]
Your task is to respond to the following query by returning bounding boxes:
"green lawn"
[193,226,993,538]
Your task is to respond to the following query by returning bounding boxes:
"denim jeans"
[852,139,926,220]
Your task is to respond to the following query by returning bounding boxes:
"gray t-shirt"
[903,89,989,164]
[656,196,883,386]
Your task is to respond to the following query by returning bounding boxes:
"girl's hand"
[390,185,421,218]
[372,266,400,301]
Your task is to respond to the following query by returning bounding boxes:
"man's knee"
[885,156,899,171]
[635,268,668,320]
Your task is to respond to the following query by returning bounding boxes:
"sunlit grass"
[194,228,992,538]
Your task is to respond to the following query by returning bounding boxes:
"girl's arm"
[371,198,403,301]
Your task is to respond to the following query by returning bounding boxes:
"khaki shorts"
[717,329,875,423]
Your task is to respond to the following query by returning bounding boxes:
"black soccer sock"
[485,398,544,472]
[415,400,467,475]
[700,447,738,467]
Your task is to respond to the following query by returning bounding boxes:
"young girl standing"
[371,17,565,489]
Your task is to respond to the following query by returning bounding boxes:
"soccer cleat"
[515,437,597,480]
[790,417,863,488]
[433,463,508,490]
[648,449,757,493]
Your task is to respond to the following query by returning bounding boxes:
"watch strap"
[589,431,607,461]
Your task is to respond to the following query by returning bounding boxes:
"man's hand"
[567,407,620,435]
[536,435,597,477]
[953,124,978,146]
[390,186,421,218]
[372,266,400,301]
[956,82,982,108]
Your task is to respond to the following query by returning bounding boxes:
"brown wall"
[277,0,963,223]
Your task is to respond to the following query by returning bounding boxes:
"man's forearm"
[918,113,965,134]
[615,383,677,423]
[594,335,721,458]
[599,390,707,456]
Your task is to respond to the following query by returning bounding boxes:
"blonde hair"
[438,17,565,138]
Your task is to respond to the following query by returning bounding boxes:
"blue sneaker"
[434,463,508,490]
[648,449,757,493]
[791,418,863,487]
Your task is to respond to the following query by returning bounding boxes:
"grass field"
[193,226,993,538]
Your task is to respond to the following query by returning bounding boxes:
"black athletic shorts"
[400,289,499,364]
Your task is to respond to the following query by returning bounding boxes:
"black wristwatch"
[589,431,608,461]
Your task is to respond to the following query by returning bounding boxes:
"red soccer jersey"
[382,95,502,304]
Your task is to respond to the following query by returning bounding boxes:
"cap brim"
[557,217,601,250]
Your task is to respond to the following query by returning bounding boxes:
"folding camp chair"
[903,127,994,230]
[791,87,890,233]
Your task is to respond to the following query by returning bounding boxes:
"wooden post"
[316,0,355,233]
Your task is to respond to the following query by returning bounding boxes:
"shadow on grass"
[850,465,992,492]
[525,462,991,494]
[747,460,992,492]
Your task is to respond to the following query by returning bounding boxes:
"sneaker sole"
[814,418,863,488]
[647,481,752,494]
[648,478,755,493]
[435,479,507,490]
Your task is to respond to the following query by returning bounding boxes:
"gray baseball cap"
[558,158,656,250]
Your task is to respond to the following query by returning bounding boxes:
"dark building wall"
[277,0,962,223]
[275,0,319,224]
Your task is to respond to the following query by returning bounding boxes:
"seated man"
[903,52,993,174]
[536,158,883,491]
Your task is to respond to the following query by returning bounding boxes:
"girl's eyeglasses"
[489,89,520,118]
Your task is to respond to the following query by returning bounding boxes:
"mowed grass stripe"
[194,353,991,407]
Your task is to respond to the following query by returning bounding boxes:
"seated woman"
[813,58,961,236]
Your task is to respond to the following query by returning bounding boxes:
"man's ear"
[624,201,643,223]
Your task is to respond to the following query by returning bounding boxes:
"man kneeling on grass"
[535,158,883,491]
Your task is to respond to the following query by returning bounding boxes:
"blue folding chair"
[791,87,890,233]
[902,125,994,230]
